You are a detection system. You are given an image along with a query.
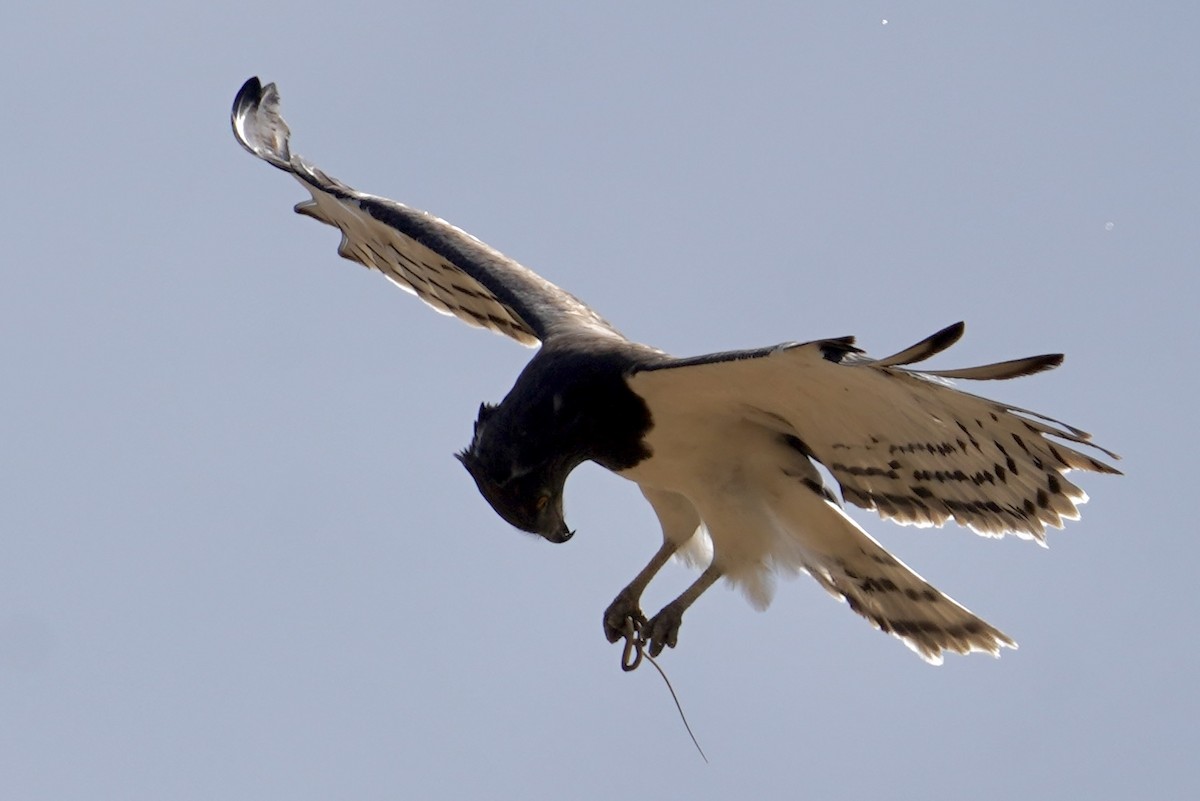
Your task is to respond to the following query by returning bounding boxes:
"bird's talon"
[643,605,685,657]
[603,593,646,644]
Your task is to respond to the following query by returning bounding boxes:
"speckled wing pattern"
[636,322,1120,542]
[231,77,619,347]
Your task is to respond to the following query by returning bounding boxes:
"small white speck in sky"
[882,19,889,26]
[1105,221,1115,231]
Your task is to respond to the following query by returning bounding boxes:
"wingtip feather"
[871,321,965,368]
[231,76,292,169]
[924,353,1064,381]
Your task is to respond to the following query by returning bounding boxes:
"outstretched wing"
[231,77,621,346]
[628,322,1120,542]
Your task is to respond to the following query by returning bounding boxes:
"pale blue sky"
[2,3,1196,799]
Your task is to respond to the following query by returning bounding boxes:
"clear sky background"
[2,3,1196,799]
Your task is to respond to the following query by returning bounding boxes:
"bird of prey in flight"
[232,77,1119,665]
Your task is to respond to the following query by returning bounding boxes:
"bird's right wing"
[628,323,1120,542]
[232,77,622,347]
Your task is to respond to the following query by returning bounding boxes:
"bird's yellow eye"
[535,495,549,511]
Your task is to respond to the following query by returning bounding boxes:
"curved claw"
[603,590,646,644]
[644,606,684,657]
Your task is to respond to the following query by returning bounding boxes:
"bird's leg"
[644,565,723,657]
[603,541,678,643]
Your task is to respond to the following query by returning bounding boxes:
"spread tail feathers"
[771,488,1015,664]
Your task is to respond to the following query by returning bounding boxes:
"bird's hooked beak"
[512,486,574,543]
[456,452,575,543]
[543,519,575,544]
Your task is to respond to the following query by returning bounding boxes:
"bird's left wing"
[232,77,620,346]
[627,322,1120,541]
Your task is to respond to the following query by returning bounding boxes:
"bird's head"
[456,401,576,543]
